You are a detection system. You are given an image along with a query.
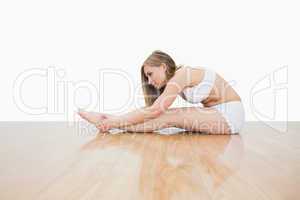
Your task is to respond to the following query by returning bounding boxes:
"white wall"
[0,0,299,121]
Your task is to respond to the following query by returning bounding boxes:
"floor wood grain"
[0,122,299,200]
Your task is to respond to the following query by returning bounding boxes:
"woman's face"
[143,63,167,89]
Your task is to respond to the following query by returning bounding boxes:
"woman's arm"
[102,106,161,129]
[100,67,191,130]
[95,112,157,133]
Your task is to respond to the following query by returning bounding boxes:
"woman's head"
[141,50,182,106]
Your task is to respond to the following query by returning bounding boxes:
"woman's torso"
[178,66,241,107]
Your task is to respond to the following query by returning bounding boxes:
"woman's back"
[178,66,241,107]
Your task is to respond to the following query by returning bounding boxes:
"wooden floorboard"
[0,121,299,200]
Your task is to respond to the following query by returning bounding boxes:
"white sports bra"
[181,67,216,103]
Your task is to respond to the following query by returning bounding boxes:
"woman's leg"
[78,107,231,134]
[78,110,169,133]
[124,107,231,134]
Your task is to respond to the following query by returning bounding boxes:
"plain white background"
[0,0,299,122]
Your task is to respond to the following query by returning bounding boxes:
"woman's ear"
[161,63,167,71]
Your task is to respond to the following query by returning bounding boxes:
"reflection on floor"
[0,122,299,200]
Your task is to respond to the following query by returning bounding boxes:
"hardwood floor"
[0,122,299,200]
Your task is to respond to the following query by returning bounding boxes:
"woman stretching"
[78,50,245,134]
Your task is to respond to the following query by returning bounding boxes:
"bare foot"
[77,110,107,125]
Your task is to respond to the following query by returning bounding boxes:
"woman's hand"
[95,118,111,133]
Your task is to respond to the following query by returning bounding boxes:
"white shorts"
[211,101,245,134]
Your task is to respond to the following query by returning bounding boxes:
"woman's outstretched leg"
[78,107,231,134]
[77,109,171,132]
[126,106,231,134]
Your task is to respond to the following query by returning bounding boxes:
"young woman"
[78,50,245,134]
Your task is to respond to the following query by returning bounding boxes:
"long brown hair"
[141,50,182,106]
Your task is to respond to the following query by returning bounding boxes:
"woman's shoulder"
[177,65,207,73]
[173,65,206,88]
[176,65,206,77]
